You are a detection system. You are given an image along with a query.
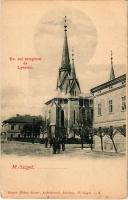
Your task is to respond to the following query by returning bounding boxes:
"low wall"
[94,133,126,152]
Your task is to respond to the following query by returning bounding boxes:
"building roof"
[90,74,126,94]
[3,115,42,124]
[45,95,93,105]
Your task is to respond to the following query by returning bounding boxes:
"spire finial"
[64,16,67,32]
[111,50,113,65]
[72,48,74,62]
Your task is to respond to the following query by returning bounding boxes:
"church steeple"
[56,17,81,96]
[109,50,115,81]
[60,16,70,71]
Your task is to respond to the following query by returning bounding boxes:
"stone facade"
[45,97,93,138]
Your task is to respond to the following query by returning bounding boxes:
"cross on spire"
[64,16,67,32]
[111,50,113,65]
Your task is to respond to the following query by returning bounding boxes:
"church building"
[44,17,93,138]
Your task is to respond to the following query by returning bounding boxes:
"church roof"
[70,61,76,79]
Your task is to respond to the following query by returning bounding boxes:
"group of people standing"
[44,136,66,154]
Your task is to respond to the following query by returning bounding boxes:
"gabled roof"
[70,62,76,79]
[3,115,42,124]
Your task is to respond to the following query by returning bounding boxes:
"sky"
[1,0,127,121]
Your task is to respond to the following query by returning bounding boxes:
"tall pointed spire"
[109,50,115,81]
[56,17,81,96]
[70,49,76,79]
[61,16,70,71]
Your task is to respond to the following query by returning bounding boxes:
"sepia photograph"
[0,0,127,199]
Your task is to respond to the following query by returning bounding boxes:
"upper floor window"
[19,125,21,130]
[109,100,113,113]
[98,103,101,116]
[11,125,14,130]
[122,96,126,111]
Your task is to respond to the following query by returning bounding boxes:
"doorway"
[61,110,64,127]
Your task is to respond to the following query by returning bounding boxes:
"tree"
[93,127,104,152]
[116,125,126,137]
[21,124,32,138]
[98,127,104,152]
[102,126,117,153]
[89,128,93,150]
[20,117,44,141]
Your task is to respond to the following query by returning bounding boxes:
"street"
[1,141,126,199]
[1,141,124,158]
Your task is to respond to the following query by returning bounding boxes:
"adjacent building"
[91,52,126,152]
[1,114,43,141]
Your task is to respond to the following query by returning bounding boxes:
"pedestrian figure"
[52,137,57,154]
[44,137,48,148]
[80,132,84,149]
[52,137,61,154]
[49,138,53,148]
[61,136,66,151]
[56,137,61,154]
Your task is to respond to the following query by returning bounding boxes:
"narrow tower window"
[74,110,76,124]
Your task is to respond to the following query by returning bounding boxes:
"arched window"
[61,110,64,127]
[74,110,76,124]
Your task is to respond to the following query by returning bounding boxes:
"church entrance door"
[61,110,64,127]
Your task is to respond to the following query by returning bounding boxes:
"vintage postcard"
[0,0,127,199]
